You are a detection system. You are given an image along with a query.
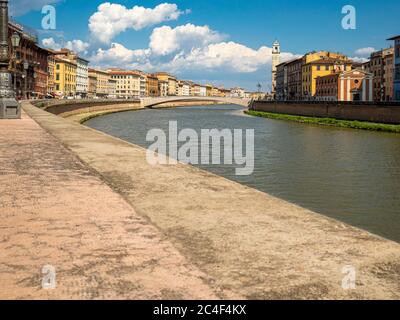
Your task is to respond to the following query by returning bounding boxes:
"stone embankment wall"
[252,101,400,124]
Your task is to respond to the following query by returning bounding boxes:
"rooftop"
[307,57,352,65]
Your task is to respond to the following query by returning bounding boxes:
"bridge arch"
[140,96,251,109]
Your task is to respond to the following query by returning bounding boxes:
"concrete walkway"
[0,107,237,300]
[1,102,400,299]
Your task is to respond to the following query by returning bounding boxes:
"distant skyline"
[11,0,400,91]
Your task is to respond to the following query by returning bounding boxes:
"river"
[85,104,400,243]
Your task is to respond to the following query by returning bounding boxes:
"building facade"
[54,57,76,97]
[388,36,400,101]
[177,81,190,96]
[205,84,213,97]
[286,58,303,100]
[109,70,141,99]
[192,84,206,96]
[146,74,159,97]
[107,78,117,98]
[155,72,177,96]
[89,69,110,98]
[384,53,394,101]
[46,50,55,95]
[366,47,394,101]
[88,73,97,98]
[230,87,246,98]
[276,60,290,101]
[9,20,49,99]
[158,80,168,96]
[54,49,89,98]
[302,52,351,99]
[133,70,147,97]
[212,87,222,97]
[76,57,89,98]
[315,69,373,102]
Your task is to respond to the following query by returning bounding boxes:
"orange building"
[146,74,159,97]
[315,69,373,102]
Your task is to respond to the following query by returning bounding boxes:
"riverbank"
[45,100,222,123]
[245,110,400,133]
[8,101,400,300]
[0,105,235,299]
[251,100,400,125]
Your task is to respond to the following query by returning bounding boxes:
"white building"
[159,80,168,96]
[199,85,207,97]
[76,57,89,98]
[107,78,117,99]
[178,81,191,96]
[183,83,190,96]
[193,84,206,96]
[230,87,246,98]
[139,74,147,97]
[271,40,281,96]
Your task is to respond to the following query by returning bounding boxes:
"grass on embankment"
[245,110,400,133]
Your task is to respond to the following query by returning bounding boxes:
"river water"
[85,104,400,242]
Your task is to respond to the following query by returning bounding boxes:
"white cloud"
[89,39,299,77]
[10,0,61,17]
[42,38,90,54]
[354,47,376,57]
[349,56,369,63]
[149,24,224,56]
[65,40,90,54]
[42,37,62,50]
[163,42,299,73]
[90,43,151,67]
[89,2,185,43]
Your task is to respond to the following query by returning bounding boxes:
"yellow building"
[211,87,221,97]
[108,69,141,99]
[301,51,351,99]
[155,72,177,96]
[206,84,213,96]
[54,57,77,97]
[89,68,110,98]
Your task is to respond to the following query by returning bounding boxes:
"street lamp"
[11,32,20,93]
[0,0,21,119]
[11,32,20,48]
[23,61,29,99]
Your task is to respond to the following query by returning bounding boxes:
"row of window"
[55,73,76,83]
[317,88,337,95]
[56,64,76,73]
[317,78,337,85]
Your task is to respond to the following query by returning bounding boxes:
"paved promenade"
[0,107,237,299]
[1,102,400,299]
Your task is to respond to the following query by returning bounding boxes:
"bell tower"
[271,40,280,97]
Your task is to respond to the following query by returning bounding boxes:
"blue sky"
[11,0,400,91]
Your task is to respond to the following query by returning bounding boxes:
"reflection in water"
[86,105,400,242]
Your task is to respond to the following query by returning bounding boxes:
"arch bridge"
[140,96,251,108]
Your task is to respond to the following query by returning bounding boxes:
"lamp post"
[23,60,28,99]
[0,0,21,119]
[11,32,20,93]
